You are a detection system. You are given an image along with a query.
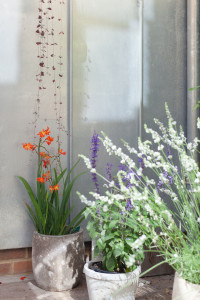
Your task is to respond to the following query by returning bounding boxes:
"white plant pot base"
[84,261,141,300]
[172,272,200,300]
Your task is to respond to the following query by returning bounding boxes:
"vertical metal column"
[67,0,72,222]
[138,0,143,140]
[187,0,200,143]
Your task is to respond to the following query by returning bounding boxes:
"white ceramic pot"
[172,272,200,300]
[32,229,84,291]
[84,261,141,300]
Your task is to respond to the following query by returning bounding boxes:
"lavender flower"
[138,154,145,172]
[126,199,133,211]
[90,131,100,194]
[106,163,113,181]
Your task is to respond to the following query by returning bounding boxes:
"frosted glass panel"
[71,0,142,239]
[143,0,187,133]
[0,1,67,249]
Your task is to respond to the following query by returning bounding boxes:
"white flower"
[78,154,92,169]
[126,255,136,268]
[103,205,108,212]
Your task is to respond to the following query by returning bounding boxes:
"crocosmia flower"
[53,184,60,191]
[40,152,46,157]
[37,129,46,138]
[43,171,50,181]
[43,159,50,168]
[49,184,60,193]
[37,177,45,183]
[46,136,54,145]
[23,143,36,151]
[59,149,66,155]
[44,126,50,136]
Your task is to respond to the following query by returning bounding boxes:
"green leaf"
[189,85,200,91]
[109,220,118,230]
[106,256,115,271]
[103,234,115,242]
[94,245,100,258]
[65,207,85,234]
[17,176,45,232]
[113,248,123,257]
[126,219,137,230]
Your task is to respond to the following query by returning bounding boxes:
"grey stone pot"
[32,229,85,291]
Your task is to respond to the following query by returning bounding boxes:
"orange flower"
[43,159,50,168]
[37,129,46,138]
[43,171,50,181]
[49,185,54,193]
[46,136,54,145]
[23,143,36,151]
[37,177,45,183]
[54,183,60,191]
[37,127,51,138]
[49,184,60,193]
[45,126,50,136]
[59,149,66,155]
[40,152,46,157]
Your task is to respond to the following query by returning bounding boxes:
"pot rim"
[84,261,141,281]
[33,227,83,238]
[175,272,200,287]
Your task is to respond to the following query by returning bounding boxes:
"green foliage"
[18,160,85,235]
[84,202,146,273]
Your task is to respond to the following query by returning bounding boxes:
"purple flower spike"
[126,199,133,211]
[138,154,146,172]
[106,163,113,181]
[90,131,100,194]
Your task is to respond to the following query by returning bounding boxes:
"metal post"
[187,0,200,143]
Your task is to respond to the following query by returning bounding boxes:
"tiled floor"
[0,273,174,300]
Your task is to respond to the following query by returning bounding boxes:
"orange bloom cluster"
[49,184,60,193]
[37,126,51,138]
[23,127,66,195]
[37,127,54,145]
[46,136,54,145]
[23,143,36,151]
[37,171,51,183]
[39,152,51,168]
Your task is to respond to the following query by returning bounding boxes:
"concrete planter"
[84,261,141,300]
[172,272,200,300]
[32,229,84,291]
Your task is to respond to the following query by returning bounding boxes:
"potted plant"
[77,134,152,300]
[79,104,200,300]
[18,127,85,292]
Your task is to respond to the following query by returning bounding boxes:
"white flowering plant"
[78,103,200,283]
[77,137,153,273]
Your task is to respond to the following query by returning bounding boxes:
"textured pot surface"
[84,261,141,300]
[32,229,84,292]
[172,272,200,300]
